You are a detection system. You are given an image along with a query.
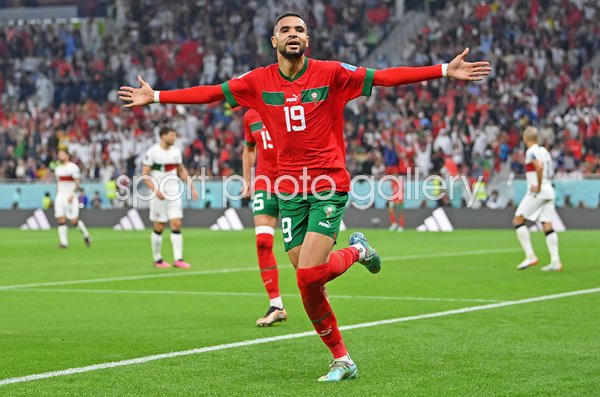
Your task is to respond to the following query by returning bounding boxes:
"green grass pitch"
[1,228,599,396]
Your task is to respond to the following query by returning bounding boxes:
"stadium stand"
[0,0,598,191]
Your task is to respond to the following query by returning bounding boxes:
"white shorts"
[149,196,183,223]
[54,194,79,220]
[515,194,554,223]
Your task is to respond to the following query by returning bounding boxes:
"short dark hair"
[274,12,306,32]
[159,127,175,137]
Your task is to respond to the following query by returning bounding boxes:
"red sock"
[389,211,397,224]
[297,269,347,358]
[295,247,359,359]
[398,212,405,227]
[256,233,279,299]
[298,248,359,285]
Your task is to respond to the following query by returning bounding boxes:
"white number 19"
[284,105,306,132]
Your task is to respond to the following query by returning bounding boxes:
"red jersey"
[243,108,278,192]
[391,177,404,202]
[223,58,374,193]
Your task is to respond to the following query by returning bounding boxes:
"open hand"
[118,75,155,108]
[447,48,492,81]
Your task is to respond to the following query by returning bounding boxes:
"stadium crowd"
[0,0,599,187]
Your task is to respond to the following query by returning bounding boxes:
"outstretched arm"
[373,47,491,87]
[118,76,226,107]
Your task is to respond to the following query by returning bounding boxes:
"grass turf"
[0,228,599,396]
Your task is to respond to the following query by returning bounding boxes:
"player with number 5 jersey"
[119,11,491,382]
[242,108,287,327]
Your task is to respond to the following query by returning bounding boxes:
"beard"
[278,45,305,60]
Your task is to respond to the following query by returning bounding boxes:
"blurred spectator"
[78,188,89,209]
[486,190,501,209]
[42,191,53,210]
[91,190,103,208]
[12,187,21,209]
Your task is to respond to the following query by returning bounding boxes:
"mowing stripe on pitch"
[1,286,598,387]
[10,288,504,303]
[384,247,521,261]
[0,248,521,291]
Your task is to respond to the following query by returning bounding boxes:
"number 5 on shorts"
[253,192,264,212]
[282,217,292,243]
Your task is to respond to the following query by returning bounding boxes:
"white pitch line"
[0,248,521,291]
[1,286,598,387]
[0,267,257,291]
[9,288,503,303]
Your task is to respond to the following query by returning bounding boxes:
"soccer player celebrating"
[54,149,91,248]
[142,127,198,269]
[513,126,563,272]
[119,12,490,381]
[241,109,287,327]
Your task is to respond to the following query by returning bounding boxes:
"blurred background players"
[242,109,287,327]
[513,127,563,272]
[142,127,198,269]
[388,176,405,232]
[54,149,91,248]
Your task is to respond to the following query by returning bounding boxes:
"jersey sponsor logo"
[318,326,333,337]
[285,94,300,103]
[341,63,357,72]
[319,220,332,229]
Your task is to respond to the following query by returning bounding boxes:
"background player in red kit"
[388,176,405,232]
[241,109,287,326]
[119,12,490,382]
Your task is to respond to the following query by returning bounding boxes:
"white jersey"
[142,144,183,195]
[524,144,555,199]
[55,162,81,196]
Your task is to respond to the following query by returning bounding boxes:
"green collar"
[278,58,309,82]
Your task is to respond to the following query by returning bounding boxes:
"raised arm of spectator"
[373,48,491,86]
[118,76,225,107]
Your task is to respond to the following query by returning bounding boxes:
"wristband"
[153,91,160,103]
[441,63,448,78]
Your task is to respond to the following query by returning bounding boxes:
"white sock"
[545,231,560,263]
[171,231,183,261]
[516,225,535,259]
[58,224,68,246]
[151,231,163,262]
[334,354,354,364]
[351,243,365,261]
[269,296,283,309]
[77,220,90,238]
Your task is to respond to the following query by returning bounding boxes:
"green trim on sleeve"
[361,68,376,97]
[221,81,238,108]
[244,141,257,147]
[249,121,263,132]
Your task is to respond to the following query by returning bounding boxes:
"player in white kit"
[54,149,91,248]
[142,127,198,268]
[513,127,563,272]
